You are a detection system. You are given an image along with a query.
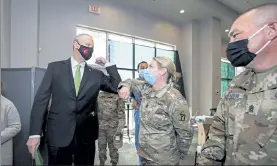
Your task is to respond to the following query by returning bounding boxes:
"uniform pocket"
[254,92,277,147]
[247,88,277,147]
[254,109,277,147]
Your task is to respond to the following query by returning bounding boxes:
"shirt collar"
[71,57,86,68]
[149,84,172,98]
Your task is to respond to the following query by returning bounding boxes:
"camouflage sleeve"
[117,98,126,129]
[118,79,145,94]
[199,99,226,164]
[171,99,193,157]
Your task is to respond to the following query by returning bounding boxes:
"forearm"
[2,105,22,144]
[118,79,133,89]
[118,79,144,94]
[1,124,21,144]
[200,116,226,162]
[176,128,193,154]
[201,133,225,161]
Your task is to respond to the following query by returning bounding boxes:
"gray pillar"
[199,17,221,115]
[180,20,201,116]
[180,17,222,116]
[0,0,3,164]
[10,0,39,67]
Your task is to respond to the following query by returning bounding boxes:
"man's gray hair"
[73,33,92,43]
[240,3,277,25]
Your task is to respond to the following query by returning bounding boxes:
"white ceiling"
[115,0,277,41]
[218,0,277,13]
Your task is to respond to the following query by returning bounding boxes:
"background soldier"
[199,3,277,165]
[97,91,126,166]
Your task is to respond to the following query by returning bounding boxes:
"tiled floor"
[94,134,139,165]
[94,130,197,165]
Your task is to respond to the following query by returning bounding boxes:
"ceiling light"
[180,10,185,14]
[225,29,229,32]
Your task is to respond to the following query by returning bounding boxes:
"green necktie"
[74,64,81,95]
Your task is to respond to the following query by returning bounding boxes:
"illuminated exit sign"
[89,5,101,14]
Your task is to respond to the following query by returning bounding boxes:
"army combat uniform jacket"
[119,79,193,165]
[98,91,126,130]
[199,67,277,165]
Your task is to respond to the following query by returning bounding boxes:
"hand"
[26,137,40,159]
[95,57,107,66]
[119,87,130,100]
[132,100,138,109]
[116,127,124,134]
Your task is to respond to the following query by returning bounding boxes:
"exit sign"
[89,5,101,14]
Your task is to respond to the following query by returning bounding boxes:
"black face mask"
[226,39,256,67]
[77,44,94,61]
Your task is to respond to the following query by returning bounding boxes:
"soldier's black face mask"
[76,42,94,61]
[227,24,272,67]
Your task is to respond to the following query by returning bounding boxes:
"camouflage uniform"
[97,91,126,165]
[119,79,193,165]
[199,66,277,165]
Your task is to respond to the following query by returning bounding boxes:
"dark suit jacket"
[29,59,121,147]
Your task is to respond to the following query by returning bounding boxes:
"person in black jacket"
[26,34,121,166]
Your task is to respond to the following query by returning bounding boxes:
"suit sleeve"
[199,99,226,165]
[100,65,121,93]
[29,63,53,136]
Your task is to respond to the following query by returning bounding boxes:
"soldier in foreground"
[199,3,277,165]
[97,91,126,166]
[118,56,193,165]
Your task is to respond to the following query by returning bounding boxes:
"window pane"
[134,39,155,47]
[135,45,154,69]
[76,27,107,65]
[156,43,175,50]
[221,79,231,97]
[108,34,132,43]
[109,40,133,69]
[228,64,235,79]
[221,60,235,79]
[156,49,175,62]
[118,70,134,81]
[236,67,245,76]
[221,62,229,79]
[135,71,140,79]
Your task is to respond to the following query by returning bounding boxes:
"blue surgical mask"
[139,69,157,85]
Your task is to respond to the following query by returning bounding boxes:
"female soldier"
[118,56,193,165]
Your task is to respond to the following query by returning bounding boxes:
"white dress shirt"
[29,57,114,138]
[71,56,86,80]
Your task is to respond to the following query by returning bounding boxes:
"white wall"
[1,0,10,68]
[3,0,233,116]
[7,0,181,68]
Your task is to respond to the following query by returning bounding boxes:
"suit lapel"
[78,64,90,96]
[64,58,76,97]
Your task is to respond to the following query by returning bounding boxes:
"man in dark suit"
[26,33,121,165]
